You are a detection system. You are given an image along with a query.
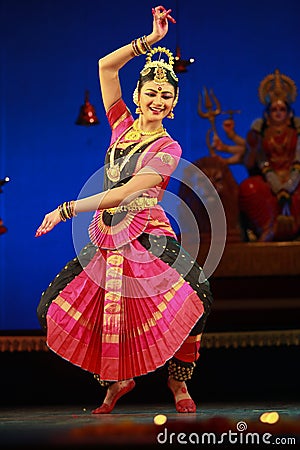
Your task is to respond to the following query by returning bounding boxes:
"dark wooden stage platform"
[0,342,299,449]
[1,403,299,449]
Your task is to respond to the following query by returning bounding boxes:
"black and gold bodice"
[104,142,146,190]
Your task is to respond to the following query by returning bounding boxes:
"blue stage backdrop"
[1,0,300,330]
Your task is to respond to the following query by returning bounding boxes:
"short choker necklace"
[124,119,165,141]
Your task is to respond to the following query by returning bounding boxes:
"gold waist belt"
[105,197,158,215]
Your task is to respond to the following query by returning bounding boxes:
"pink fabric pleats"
[46,241,204,381]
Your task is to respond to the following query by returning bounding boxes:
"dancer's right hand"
[151,5,176,41]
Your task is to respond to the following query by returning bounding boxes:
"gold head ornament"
[133,46,179,109]
[258,69,297,105]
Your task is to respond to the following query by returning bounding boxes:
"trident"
[198,87,222,154]
[198,87,221,134]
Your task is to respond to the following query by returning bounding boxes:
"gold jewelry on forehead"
[258,69,297,105]
[154,66,168,84]
[141,46,178,84]
[133,47,179,111]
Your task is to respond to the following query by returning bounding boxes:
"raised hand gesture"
[152,5,176,41]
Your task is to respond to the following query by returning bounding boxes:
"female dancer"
[36,5,212,414]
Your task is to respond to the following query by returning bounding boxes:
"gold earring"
[136,104,142,114]
[167,109,174,119]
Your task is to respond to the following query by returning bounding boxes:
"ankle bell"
[168,359,196,381]
[93,374,112,387]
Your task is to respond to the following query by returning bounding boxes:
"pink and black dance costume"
[37,98,213,386]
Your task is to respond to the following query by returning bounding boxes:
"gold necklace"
[106,126,167,183]
[124,119,165,141]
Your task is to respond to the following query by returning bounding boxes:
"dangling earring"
[135,104,142,115]
[167,109,174,119]
[133,85,142,114]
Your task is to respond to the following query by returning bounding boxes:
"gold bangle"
[58,201,76,221]
[68,200,77,217]
[62,202,69,219]
[136,38,146,55]
[58,204,67,222]
[131,39,140,56]
[131,36,151,57]
[141,35,151,52]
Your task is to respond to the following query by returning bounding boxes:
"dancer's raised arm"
[99,5,175,112]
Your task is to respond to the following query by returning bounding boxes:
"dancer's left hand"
[35,208,61,237]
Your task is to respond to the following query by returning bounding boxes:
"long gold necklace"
[124,119,165,141]
[106,123,167,183]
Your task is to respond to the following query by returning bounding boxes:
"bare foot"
[168,377,196,413]
[103,380,133,404]
[92,379,135,414]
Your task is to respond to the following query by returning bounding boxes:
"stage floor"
[0,402,299,449]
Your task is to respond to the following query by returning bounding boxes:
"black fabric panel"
[36,243,97,332]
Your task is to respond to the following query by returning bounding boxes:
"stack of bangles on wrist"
[131,35,151,56]
[58,201,76,222]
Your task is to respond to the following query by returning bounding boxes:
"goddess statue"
[239,69,300,241]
